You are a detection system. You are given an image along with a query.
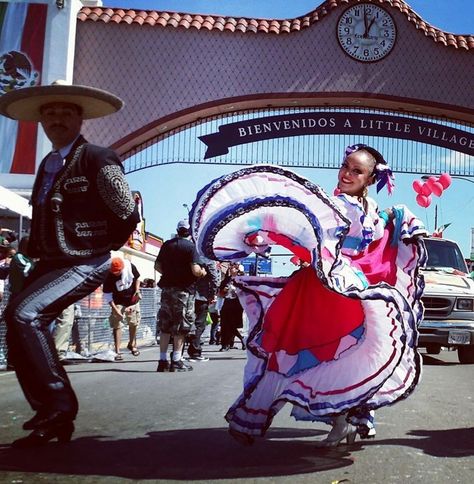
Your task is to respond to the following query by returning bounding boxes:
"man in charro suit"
[0,80,139,448]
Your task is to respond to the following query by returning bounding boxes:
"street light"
[182,203,190,214]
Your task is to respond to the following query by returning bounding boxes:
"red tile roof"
[77,0,474,50]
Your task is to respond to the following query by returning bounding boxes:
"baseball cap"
[110,257,125,273]
[177,219,190,230]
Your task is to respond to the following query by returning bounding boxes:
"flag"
[0,2,47,174]
[432,223,451,238]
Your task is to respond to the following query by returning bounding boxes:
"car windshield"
[424,239,468,272]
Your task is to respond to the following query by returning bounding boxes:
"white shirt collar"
[54,134,81,159]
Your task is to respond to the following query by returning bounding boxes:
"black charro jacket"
[29,136,140,262]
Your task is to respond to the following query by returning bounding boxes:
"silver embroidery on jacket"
[64,176,89,193]
[55,218,94,256]
[75,221,108,237]
[96,165,135,220]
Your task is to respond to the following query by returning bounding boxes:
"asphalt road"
[0,345,473,484]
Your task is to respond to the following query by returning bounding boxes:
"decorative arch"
[73,0,474,175]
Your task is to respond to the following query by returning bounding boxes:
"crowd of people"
[0,79,437,452]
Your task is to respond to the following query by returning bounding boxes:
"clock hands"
[363,7,369,37]
[367,17,376,36]
[363,9,376,38]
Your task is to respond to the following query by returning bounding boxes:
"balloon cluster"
[412,173,452,208]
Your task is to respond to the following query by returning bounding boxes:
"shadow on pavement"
[420,354,458,366]
[363,427,474,458]
[0,427,354,480]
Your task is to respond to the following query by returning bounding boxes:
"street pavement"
[0,344,473,484]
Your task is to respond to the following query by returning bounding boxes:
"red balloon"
[421,182,432,196]
[431,181,444,197]
[438,173,452,189]
[426,176,438,189]
[412,180,423,194]
[416,194,431,208]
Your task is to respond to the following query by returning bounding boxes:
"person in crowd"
[0,227,17,248]
[7,236,34,297]
[187,259,220,361]
[219,263,246,352]
[0,246,16,302]
[103,257,142,361]
[52,304,76,362]
[209,261,226,345]
[189,150,426,448]
[0,80,139,448]
[155,219,207,372]
[208,300,221,345]
[141,278,156,288]
[71,303,84,354]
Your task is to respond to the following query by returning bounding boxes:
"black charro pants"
[5,255,110,418]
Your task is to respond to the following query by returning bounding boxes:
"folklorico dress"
[190,165,427,439]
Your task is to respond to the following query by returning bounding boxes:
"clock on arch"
[337,3,397,62]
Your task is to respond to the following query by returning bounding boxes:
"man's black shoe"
[22,410,75,431]
[23,411,47,430]
[170,360,193,372]
[12,421,74,449]
[157,360,170,372]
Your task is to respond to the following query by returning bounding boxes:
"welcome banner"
[0,1,47,174]
[199,112,474,160]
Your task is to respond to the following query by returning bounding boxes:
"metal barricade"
[0,287,161,368]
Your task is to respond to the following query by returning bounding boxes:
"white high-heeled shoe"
[315,416,357,447]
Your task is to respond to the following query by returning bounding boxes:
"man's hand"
[111,304,122,318]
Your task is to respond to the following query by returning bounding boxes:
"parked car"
[418,237,474,364]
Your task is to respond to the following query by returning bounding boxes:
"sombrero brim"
[0,84,123,121]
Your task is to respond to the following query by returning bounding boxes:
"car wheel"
[458,345,474,364]
[425,344,441,355]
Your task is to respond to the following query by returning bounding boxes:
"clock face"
[337,3,397,62]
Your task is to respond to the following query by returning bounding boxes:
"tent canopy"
[0,185,32,219]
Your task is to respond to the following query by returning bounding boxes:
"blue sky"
[104,1,474,34]
[103,1,474,265]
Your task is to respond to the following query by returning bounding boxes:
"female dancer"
[219,263,246,351]
[189,144,426,447]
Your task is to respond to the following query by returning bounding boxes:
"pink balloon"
[438,173,452,189]
[421,182,432,196]
[412,180,423,194]
[431,181,444,197]
[426,176,438,189]
[416,194,431,208]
